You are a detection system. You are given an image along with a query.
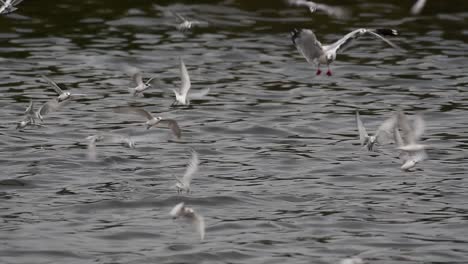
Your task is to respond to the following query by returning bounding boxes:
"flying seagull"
[394,112,427,170]
[356,111,397,151]
[114,107,181,138]
[286,0,349,19]
[169,202,205,241]
[291,28,401,76]
[174,149,199,193]
[41,75,86,102]
[174,13,207,31]
[128,70,157,97]
[0,0,23,15]
[171,58,210,106]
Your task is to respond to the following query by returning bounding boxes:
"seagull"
[128,70,156,97]
[0,0,23,15]
[172,58,210,106]
[291,28,401,76]
[174,149,199,193]
[340,257,364,264]
[41,75,86,102]
[286,0,349,19]
[114,107,181,138]
[394,112,427,170]
[411,0,426,15]
[174,13,207,31]
[86,134,135,149]
[356,111,397,151]
[169,202,205,241]
[34,98,69,122]
[16,99,41,130]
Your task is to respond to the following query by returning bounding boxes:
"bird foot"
[326,69,332,76]
[316,69,322,75]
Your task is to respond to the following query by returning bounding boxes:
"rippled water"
[1,0,468,263]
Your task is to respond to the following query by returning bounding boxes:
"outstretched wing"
[169,202,185,217]
[291,29,324,64]
[355,111,368,145]
[189,88,210,100]
[132,71,144,86]
[193,213,205,241]
[182,149,199,186]
[114,107,153,121]
[36,99,68,118]
[375,114,397,145]
[411,0,426,15]
[179,57,191,97]
[41,75,64,95]
[323,28,400,54]
[159,119,182,139]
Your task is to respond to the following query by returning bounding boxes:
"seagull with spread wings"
[356,111,397,151]
[174,149,199,193]
[114,107,181,138]
[169,202,205,241]
[171,58,210,106]
[394,112,427,170]
[291,28,402,76]
[286,0,349,19]
[41,75,86,102]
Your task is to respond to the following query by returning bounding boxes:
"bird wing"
[393,127,404,148]
[355,111,368,145]
[411,0,426,15]
[375,114,397,145]
[313,3,349,19]
[114,107,153,121]
[189,88,210,100]
[132,71,144,86]
[193,213,205,241]
[41,75,64,95]
[182,149,199,186]
[25,99,34,115]
[173,12,187,22]
[411,115,425,142]
[291,29,324,64]
[397,111,416,145]
[324,28,400,55]
[169,202,185,217]
[11,0,23,6]
[37,99,68,117]
[179,57,191,98]
[159,119,182,139]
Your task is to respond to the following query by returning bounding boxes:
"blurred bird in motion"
[286,0,349,19]
[169,202,205,241]
[394,112,428,170]
[291,28,402,76]
[174,149,200,193]
[355,111,397,151]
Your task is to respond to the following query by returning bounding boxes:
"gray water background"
[1,0,468,263]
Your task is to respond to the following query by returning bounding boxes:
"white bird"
[41,75,86,102]
[128,70,156,97]
[411,0,427,15]
[339,257,364,264]
[169,202,205,241]
[86,134,135,149]
[34,98,69,122]
[0,0,23,15]
[16,99,45,129]
[356,111,397,151]
[174,13,207,31]
[171,58,210,106]
[114,107,181,138]
[291,28,401,76]
[286,0,349,19]
[394,112,427,170]
[174,149,199,193]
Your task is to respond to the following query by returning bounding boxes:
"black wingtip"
[375,28,398,36]
[291,28,301,44]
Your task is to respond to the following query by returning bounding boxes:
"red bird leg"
[326,66,332,76]
[316,68,322,75]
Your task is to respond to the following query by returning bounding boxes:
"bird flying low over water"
[0,0,23,15]
[169,202,205,241]
[411,0,427,15]
[174,13,208,31]
[41,75,86,102]
[286,0,349,19]
[174,149,199,194]
[16,98,68,129]
[356,111,397,151]
[394,112,427,170]
[291,28,402,76]
[128,70,157,97]
[114,107,181,138]
[171,58,210,106]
